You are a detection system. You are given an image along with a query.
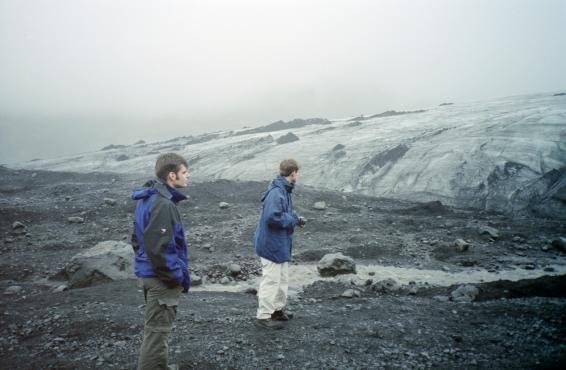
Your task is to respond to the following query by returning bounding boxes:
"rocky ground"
[1,165,566,369]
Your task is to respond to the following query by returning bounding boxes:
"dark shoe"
[255,318,284,329]
[272,310,293,321]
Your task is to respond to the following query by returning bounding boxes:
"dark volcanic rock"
[276,132,300,145]
[403,200,450,215]
[552,237,566,252]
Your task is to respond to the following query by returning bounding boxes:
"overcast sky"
[1,0,565,164]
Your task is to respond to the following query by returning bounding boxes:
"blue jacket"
[131,179,190,292]
[254,176,300,263]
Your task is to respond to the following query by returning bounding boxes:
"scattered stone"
[313,201,327,210]
[348,235,364,244]
[228,264,241,276]
[191,274,203,286]
[219,202,230,209]
[451,285,479,303]
[341,289,361,298]
[454,239,470,252]
[317,253,356,277]
[103,198,117,206]
[220,277,231,285]
[245,288,258,295]
[433,295,450,302]
[372,279,400,293]
[68,217,85,224]
[551,237,566,252]
[4,286,23,295]
[11,221,25,230]
[53,284,69,293]
[478,225,499,239]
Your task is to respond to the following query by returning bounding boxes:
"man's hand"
[298,216,307,228]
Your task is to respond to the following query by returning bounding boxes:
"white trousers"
[256,257,289,320]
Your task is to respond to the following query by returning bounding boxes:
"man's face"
[289,170,299,183]
[169,165,190,188]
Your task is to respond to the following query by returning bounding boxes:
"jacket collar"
[154,179,187,204]
[273,175,295,193]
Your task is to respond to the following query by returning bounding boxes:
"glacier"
[13,92,566,217]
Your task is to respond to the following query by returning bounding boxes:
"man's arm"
[265,191,299,230]
[143,199,180,288]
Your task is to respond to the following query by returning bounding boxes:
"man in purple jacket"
[131,153,190,370]
[253,159,306,329]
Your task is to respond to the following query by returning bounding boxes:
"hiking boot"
[255,318,284,329]
[271,310,293,321]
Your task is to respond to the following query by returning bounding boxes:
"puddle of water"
[191,263,566,295]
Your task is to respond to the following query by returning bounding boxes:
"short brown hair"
[155,153,188,180]
[279,159,299,177]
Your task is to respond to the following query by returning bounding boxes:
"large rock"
[451,284,480,303]
[454,238,470,252]
[65,240,134,288]
[478,226,499,239]
[372,278,401,293]
[317,253,356,277]
[313,201,327,210]
[552,237,566,252]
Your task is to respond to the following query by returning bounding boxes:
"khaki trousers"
[137,278,182,370]
[256,257,289,320]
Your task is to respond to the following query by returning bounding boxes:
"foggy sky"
[1,0,565,164]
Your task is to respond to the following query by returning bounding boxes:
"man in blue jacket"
[254,159,306,329]
[131,153,190,370]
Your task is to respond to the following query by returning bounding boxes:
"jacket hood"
[131,179,187,203]
[261,175,294,201]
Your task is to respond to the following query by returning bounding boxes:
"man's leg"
[138,278,182,370]
[256,258,282,319]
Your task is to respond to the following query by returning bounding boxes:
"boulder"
[313,201,327,210]
[191,274,203,286]
[451,284,479,303]
[68,217,85,224]
[228,263,241,276]
[454,239,470,252]
[372,278,400,293]
[341,289,361,298]
[317,253,356,277]
[4,286,23,295]
[65,240,134,288]
[551,237,566,252]
[219,202,230,209]
[11,221,25,230]
[478,226,499,239]
[104,198,117,206]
